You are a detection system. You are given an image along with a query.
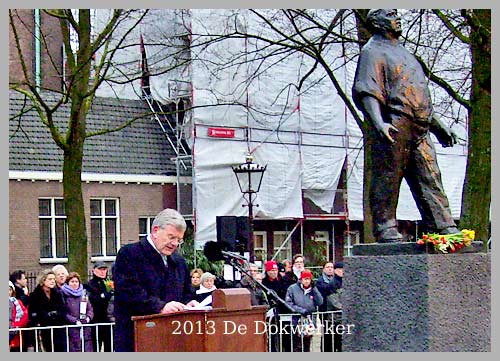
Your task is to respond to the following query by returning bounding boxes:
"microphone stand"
[226,257,295,313]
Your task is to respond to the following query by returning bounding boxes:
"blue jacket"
[112,238,193,352]
[285,282,323,321]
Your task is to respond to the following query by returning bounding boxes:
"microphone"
[203,241,247,262]
[203,241,295,312]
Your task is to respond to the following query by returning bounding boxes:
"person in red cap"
[262,260,291,351]
[285,269,323,352]
[262,261,288,303]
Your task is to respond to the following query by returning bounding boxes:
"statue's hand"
[377,122,399,143]
[434,126,457,148]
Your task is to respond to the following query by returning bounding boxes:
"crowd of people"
[178,255,344,352]
[8,263,115,352]
[9,208,344,353]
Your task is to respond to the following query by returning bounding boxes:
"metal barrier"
[9,311,343,352]
[9,322,114,352]
[266,310,344,352]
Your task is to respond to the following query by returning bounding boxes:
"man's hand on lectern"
[185,300,199,308]
[161,301,187,314]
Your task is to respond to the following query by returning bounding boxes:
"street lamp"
[232,153,267,262]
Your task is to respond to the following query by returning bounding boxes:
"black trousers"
[92,323,113,352]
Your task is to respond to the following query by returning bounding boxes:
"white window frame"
[90,198,120,260]
[253,231,267,262]
[273,231,292,261]
[314,230,330,262]
[38,197,68,263]
[344,230,360,256]
[139,216,155,238]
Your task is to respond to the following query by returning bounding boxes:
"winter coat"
[29,286,67,327]
[13,284,30,308]
[61,285,94,352]
[29,285,67,351]
[194,284,216,304]
[282,271,298,289]
[285,283,323,326]
[9,297,29,349]
[262,275,290,313]
[315,273,339,312]
[85,275,113,323]
[112,237,193,352]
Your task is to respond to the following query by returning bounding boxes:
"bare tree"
[9,9,185,276]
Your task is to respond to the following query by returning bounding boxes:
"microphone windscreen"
[203,241,225,261]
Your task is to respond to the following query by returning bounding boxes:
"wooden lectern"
[132,288,268,352]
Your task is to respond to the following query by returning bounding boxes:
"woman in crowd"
[190,268,204,295]
[194,272,217,304]
[29,269,67,352]
[61,272,94,352]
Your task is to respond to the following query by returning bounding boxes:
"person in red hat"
[262,261,288,302]
[262,260,291,351]
[285,269,323,352]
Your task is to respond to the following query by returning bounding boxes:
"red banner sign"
[207,127,236,138]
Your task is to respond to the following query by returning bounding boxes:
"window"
[139,217,155,238]
[253,231,267,262]
[39,198,68,259]
[90,198,120,257]
[309,231,330,265]
[273,231,292,261]
[344,231,360,256]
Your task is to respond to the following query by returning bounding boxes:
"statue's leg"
[405,134,458,233]
[369,120,406,242]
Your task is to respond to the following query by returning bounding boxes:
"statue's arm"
[360,96,399,143]
[429,114,457,148]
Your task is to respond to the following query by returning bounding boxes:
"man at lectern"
[112,208,199,351]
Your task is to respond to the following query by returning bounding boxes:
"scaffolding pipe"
[271,220,302,261]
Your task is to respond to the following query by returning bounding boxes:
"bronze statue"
[352,9,459,243]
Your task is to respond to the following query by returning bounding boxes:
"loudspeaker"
[236,216,249,246]
[216,216,249,252]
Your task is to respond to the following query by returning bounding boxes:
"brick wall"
[9,179,175,274]
[9,9,64,91]
[9,9,34,86]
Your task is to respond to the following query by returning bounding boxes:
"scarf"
[322,272,334,283]
[300,284,312,294]
[61,283,84,297]
[293,266,303,279]
[9,297,24,322]
[196,284,217,294]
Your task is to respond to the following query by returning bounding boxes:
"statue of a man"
[352,9,459,243]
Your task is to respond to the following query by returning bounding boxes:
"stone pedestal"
[342,242,490,351]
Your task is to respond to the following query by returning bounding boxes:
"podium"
[132,288,268,352]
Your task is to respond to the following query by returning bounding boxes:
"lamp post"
[232,153,267,262]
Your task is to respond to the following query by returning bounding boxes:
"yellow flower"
[461,229,475,242]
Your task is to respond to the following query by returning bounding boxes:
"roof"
[9,91,178,176]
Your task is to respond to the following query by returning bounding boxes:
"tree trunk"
[63,143,88,278]
[63,10,92,278]
[460,9,491,248]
